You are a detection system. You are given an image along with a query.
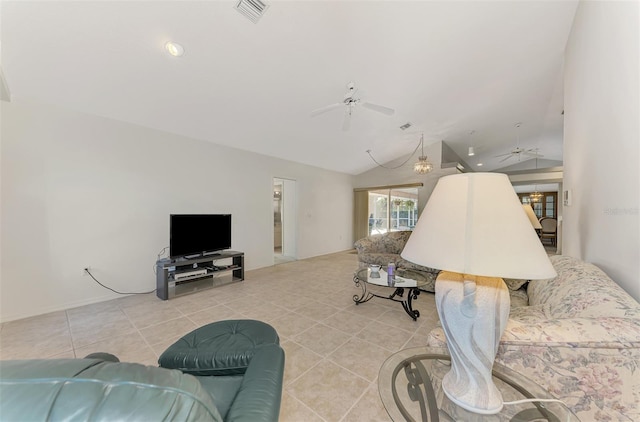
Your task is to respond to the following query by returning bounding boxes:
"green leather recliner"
[0,342,285,421]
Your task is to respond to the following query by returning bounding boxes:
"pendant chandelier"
[530,157,543,202]
[413,134,433,174]
[530,191,544,202]
[366,133,433,174]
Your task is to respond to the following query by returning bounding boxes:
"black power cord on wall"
[84,268,156,295]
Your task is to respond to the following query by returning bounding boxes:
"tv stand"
[183,251,221,259]
[156,250,244,300]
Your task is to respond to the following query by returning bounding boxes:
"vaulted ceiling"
[1,1,578,174]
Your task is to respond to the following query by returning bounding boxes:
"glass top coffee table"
[379,347,580,422]
[353,268,428,321]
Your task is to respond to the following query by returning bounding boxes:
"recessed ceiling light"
[468,146,475,156]
[165,42,184,57]
[477,163,483,167]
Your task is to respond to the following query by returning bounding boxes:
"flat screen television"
[170,214,231,259]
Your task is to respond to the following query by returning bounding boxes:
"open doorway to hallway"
[273,178,297,265]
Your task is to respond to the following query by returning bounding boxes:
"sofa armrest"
[501,317,640,347]
[495,319,640,422]
[225,344,285,422]
[354,236,377,254]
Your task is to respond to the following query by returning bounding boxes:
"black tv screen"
[170,214,231,259]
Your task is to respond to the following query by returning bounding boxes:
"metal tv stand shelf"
[155,250,244,300]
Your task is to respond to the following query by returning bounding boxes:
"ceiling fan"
[494,123,544,162]
[310,82,395,131]
[495,146,544,163]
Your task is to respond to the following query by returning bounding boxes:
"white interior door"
[273,180,283,252]
[281,179,297,258]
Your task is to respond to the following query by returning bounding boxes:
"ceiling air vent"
[235,0,269,24]
[399,122,412,130]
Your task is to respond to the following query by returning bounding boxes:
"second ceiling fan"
[495,123,544,162]
[311,82,395,131]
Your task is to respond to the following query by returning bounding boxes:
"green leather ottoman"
[159,319,280,376]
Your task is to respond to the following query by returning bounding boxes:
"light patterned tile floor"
[0,251,439,421]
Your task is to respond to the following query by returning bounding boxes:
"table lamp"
[523,204,542,230]
[401,173,556,414]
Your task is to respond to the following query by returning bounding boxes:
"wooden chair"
[539,217,557,246]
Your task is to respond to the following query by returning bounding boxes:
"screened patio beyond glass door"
[368,188,419,235]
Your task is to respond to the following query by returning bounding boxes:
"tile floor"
[0,251,440,421]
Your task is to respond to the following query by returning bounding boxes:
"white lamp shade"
[401,173,555,280]
[522,204,542,229]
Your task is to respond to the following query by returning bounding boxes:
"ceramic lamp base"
[435,271,510,414]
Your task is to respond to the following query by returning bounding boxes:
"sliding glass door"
[353,183,422,242]
[368,188,419,235]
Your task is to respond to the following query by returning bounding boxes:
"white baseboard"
[0,293,125,323]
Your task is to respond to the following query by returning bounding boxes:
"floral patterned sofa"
[354,231,439,292]
[427,255,640,421]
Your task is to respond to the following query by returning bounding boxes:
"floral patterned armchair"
[427,255,640,421]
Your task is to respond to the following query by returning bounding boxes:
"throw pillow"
[503,278,529,291]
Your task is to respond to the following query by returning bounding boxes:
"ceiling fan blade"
[361,102,395,116]
[499,155,514,163]
[494,152,514,158]
[310,103,343,117]
[342,112,351,131]
[524,151,544,158]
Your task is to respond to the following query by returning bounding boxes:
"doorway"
[273,178,297,264]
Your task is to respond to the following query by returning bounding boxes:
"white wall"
[0,99,354,322]
[563,1,639,300]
